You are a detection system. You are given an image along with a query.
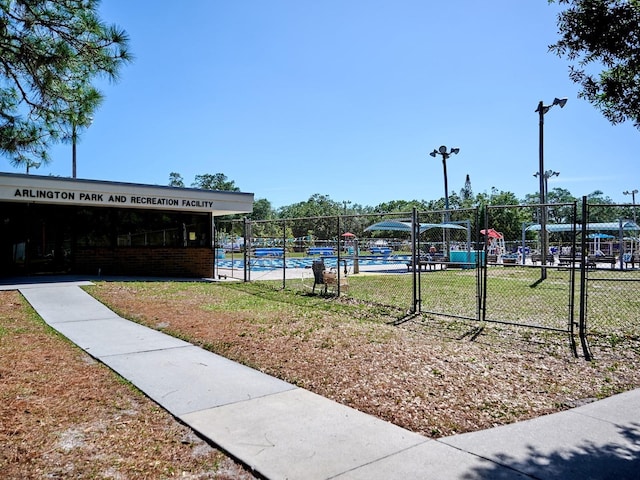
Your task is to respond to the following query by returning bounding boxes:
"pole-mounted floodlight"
[536,97,568,115]
[553,97,568,108]
[624,189,638,224]
[534,170,560,200]
[429,146,459,257]
[623,189,638,200]
[536,98,567,279]
[429,145,460,215]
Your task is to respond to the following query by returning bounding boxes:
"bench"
[307,247,335,256]
[370,246,392,255]
[588,255,617,268]
[530,254,555,265]
[558,255,581,267]
[624,252,640,269]
[502,255,518,266]
[406,255,448,271]
[253,247,284,257]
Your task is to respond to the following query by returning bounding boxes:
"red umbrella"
[480,228,503,239]
[342,232,356,237]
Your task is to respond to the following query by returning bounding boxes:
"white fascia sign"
[0,173,254,216]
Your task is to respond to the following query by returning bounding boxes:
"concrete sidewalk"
[13,281,640,479]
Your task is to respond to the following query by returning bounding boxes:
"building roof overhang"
[0,172,254,216]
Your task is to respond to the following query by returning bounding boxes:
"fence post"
[578,197,592,360]
[481,206,489,322]
[412,207,419,313]
[282,219,287,289]
[337,216,342,296]
[567,201,578,357]
[243,217,250,283]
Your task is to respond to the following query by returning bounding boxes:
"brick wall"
[74,247,214,278]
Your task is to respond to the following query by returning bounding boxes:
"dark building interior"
[0,202,212,276]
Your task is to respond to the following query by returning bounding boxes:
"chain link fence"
[215,212,419,316]
[580,203,640,359]
[212,198,640,358]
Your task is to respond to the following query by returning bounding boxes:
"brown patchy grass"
[0,290,257,480]
[86,281,640,438]
[3,280,639,478]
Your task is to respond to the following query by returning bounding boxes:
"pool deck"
[215,262,410,281]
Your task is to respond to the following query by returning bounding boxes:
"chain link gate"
[481,203,579,354]
[415,207,482,321]
[579,200,640,361]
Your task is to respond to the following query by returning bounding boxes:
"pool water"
[216,255,410,272]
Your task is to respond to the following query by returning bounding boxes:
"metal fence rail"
[213,198,640,359]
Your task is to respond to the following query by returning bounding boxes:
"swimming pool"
[215,255,411,271]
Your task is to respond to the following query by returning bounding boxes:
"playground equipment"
[481,228,505,256]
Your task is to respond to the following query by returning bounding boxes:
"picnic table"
[307,247,335,256]
[253,247,284,257]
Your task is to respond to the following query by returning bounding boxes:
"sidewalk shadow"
[461,421,640,479]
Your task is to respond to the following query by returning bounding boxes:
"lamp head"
[450,147,460,155]
[429,150,437,157]
[553,97,568,108]
[438,145,447,154]
[535,103,551,114]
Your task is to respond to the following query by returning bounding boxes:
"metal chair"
[312,260,326,294]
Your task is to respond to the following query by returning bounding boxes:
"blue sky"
[8,0,640,208]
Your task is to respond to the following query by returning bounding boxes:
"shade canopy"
[480,228,503,239]
[526,221,639,233]
[364,220,467,233]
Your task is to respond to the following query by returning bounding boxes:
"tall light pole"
[624,189,638,224]
[72,121,78,179]
[536,98,567,278]
[70,116,92,179]
[430,145,459,256]
[65,110,93,178]
[430,145,460,220]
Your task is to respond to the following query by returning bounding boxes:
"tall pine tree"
[0,0,132,170]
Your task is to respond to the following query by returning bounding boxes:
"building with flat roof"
[0,172,254,278]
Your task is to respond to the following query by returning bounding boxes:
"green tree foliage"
[372,199,428,214]
[549,0,640,128]
[192,173,239,191]
[0,0,131,169]
[278,194,343,239]
[168,172,185,187]
[460,174,474,206]
[484,190,530,240]
[247,198,283,238]
[547,187,578,224]
[584,189,618,222]
[168,170,630,240]
[250,198,274,221]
